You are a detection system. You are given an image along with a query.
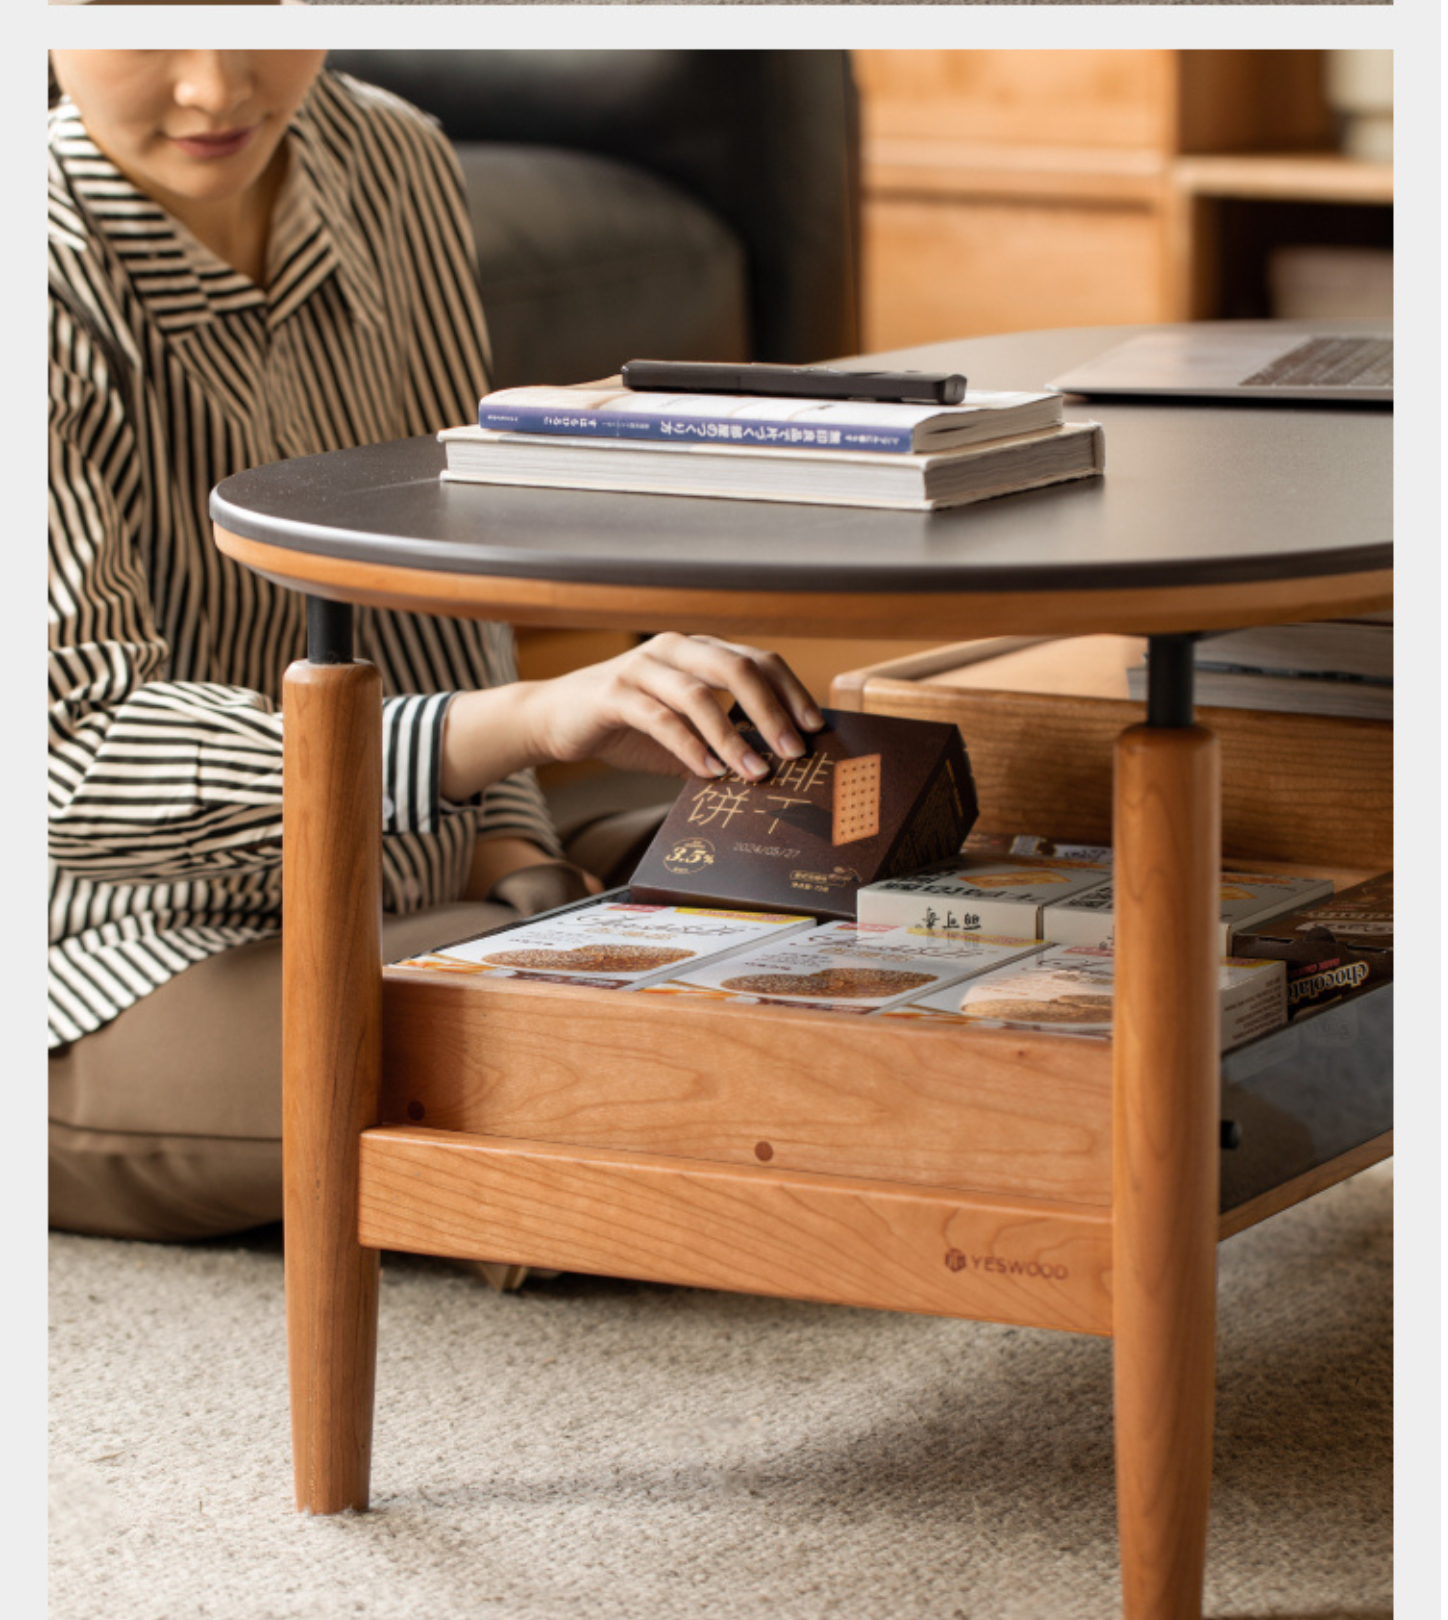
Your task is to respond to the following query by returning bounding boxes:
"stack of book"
[1125,616,1393,720]
[438,384,1103,511]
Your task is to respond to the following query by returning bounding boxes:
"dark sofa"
[326,51,861,388]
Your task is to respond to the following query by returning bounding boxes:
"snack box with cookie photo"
[391,899,816,988]
[629,708,978,922]
[883,945,1287,1049]
[1231,871,1393,1015]
[1040,869,1336,954]
[856,855,1114,938]
[639,920,1046,1015]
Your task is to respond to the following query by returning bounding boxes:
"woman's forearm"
[438,682,550,804]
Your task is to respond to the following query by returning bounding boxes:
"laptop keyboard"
[1243,336,1393,389]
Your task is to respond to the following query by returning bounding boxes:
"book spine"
[477,401,919,454]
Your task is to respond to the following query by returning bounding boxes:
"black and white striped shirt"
[48,70,558,1049]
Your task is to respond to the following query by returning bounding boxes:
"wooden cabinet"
[856,51,1393,347]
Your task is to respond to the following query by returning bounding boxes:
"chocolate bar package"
[389,899,815,988]
[857,854,1113,937]
[629,708,977,921]
[883,945,1286,1050]
[639,920,1044,1015]
[1232,871,1393,1014]
[1041,869,1335,954]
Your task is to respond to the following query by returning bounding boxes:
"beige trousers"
[49,902,513,1242]
[50,804,668,1242]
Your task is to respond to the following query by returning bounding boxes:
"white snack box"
[639,920,1047,1015]
[882,945,1286,1049]
[390,899,816,988]
[857,856,1114,938]
[1041,870,1336,953]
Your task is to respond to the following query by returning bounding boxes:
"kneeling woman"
[48,51,821,1241]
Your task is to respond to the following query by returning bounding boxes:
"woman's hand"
[523,634,823,781]
[438,635,823,803]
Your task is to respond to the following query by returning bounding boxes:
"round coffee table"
[213,322,1391,1620]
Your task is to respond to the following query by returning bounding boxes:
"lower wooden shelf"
[374,953,1392,1332]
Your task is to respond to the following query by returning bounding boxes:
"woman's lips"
[168,125,259,160]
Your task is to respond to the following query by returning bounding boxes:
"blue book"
[476,384,1064,455]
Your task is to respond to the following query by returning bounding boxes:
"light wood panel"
[856,51,1180,151]
[215,531,1392,643]
[358,1127,1116,1336]
[831,639,1392,872]
[1173,152,1394,204]
[379,973,1116,1203]
[857,51,1369,339]
[1172,53,1334,154]
[281,660,384,1515]
[865,197,1166,348]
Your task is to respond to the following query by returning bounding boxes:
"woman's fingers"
[641,634,823,764]
[634,660,776,779]
[614,688,727,780]
[536,634,826,783]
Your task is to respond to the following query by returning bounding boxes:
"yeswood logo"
[945,1249,1069,1281]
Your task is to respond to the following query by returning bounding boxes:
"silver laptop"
[1048,329,1392,403]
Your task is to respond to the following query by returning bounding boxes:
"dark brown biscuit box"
[1233,872,1393,1014]
[629,708,978,920]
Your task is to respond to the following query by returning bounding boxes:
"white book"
[437,421,1104,512]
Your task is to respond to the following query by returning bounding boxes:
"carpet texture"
[50,1165,1392,1620]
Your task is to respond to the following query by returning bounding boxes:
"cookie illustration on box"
[721,966,932,1000]
[630,709,977,919]
[832,753,882,845]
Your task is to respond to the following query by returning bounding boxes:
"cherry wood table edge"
[217,528,1390,642]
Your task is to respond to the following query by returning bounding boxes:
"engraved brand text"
[946,1249,1069,1281]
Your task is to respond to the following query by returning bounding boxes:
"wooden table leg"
[1112,712,1220,1620]
[282,640,383,1513]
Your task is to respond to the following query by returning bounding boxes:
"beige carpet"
[49,1165,1392,1620]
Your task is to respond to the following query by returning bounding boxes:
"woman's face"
[51,51,327,223]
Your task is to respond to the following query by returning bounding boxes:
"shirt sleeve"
[48,303,482,883]
[48,309,288,883]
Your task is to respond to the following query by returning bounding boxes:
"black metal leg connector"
[307,597,355,666]
[1145,633,1201,729]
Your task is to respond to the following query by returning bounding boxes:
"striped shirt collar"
[49,81,386,337]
